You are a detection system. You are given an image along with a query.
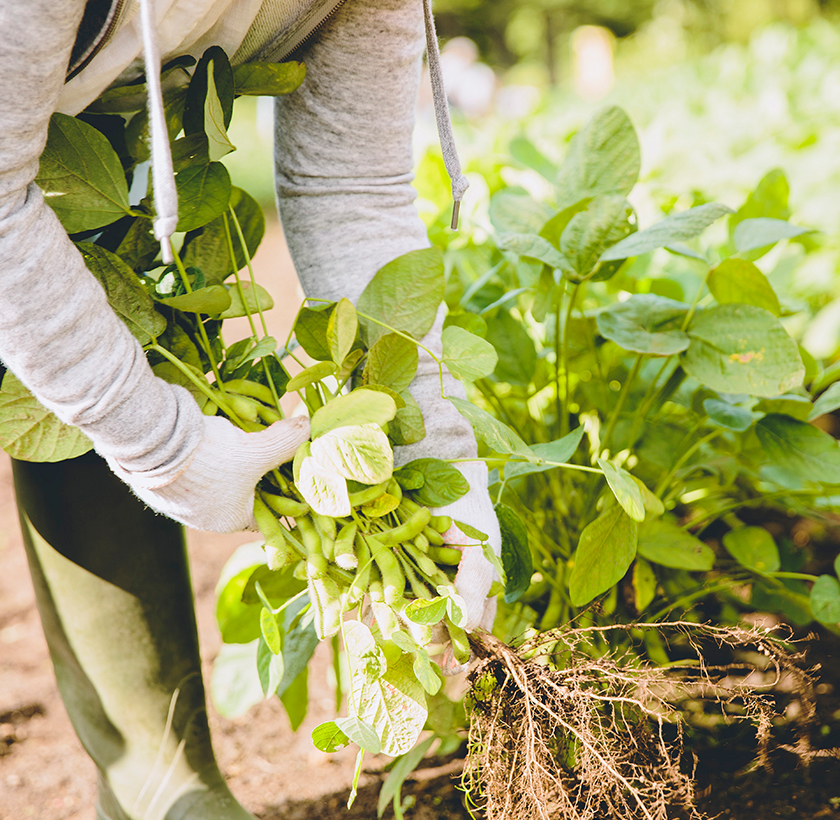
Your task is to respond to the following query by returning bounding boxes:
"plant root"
[461,621,833,820]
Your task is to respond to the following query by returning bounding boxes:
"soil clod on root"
[461,622,836,820]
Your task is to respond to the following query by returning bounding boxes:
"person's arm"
[274,0,498,633]
[0,1,308,533]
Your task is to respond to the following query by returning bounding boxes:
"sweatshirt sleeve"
[0,0,204,476]
[274,0,477,463]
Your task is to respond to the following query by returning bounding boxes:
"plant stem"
[599,354,643,457]
[228,207,272,338]
[448,456,603,475]
[559,283,578,437]
[625,357,675,450]
[656,429,721,499]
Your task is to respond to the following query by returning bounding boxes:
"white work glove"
[106,415,310,533]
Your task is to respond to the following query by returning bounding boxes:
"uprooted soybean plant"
[2,43,839,820]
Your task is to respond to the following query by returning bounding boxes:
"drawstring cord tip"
[450,200,461,231]
[160,236,174,266]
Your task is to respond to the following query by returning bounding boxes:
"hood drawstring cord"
[422,0,469,230]
[139,0,178,264]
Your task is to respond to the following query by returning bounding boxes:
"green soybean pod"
[261,491,309,519]
[376,507,432,547]
[422,526,444,546]
[398,497,422,517]
[298,516,328,580]
[368,535,404,606]
[253,495,292,570]
[396,549,431,600]
[413,532,429,552]
[308,574,343,639]
[429,515,452,533]
[224,378,276,406]
[368,571,385,604]
[403,543,439,578]
[349,532,373,600]
[333,522,358,571]
[313,515,337,561]
[348,480,389,507]
[225,393,261,423]
[428,545,463,566]
[255,404,282,425]
[446,620,471,665]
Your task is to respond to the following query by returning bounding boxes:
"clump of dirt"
[461,622,837,820]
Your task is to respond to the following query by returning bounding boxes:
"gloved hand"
[106,414,310,533]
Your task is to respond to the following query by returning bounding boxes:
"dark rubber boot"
[13,452,257,820]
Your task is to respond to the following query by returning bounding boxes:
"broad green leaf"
[216,562,263,644]
[310,423,393,485]
[560,194,634,281]
[204,61,236,161]
[495,503,532,603]
[810,382,840,420]
[298,456,351,516]
[722,526,780,572]
[294,304,334,362]
[116,215,160,270]
[328,298,358,365]
[256,636,284,695]
[510,136,559,182]
[835,553,840,578]
[352,654,427,756]
[596,294,690,356]
[209,640,263,718]
[312,721,351,753]
[176,162,232,232]
[637,518,715,571]
[171,133,209,171]
[703,398,754,432]
[444,311,488,339]
[453,521,488,541]
[158,285,232,314]
[363,333,418,393]
[242,564,306,606]
[403,458,469,506]
[182,187,265,284]
[733,218,812,253]
[811,575,840,625]
[484,310,537,386]
[376,735,435,819]
[600,203,733,262]
[78,243,166,345]
[152,361,210,409]
[183,46,234,135]
[404,597,448,625]
[336,716,382,754]
[36,113,131,232]
[285,360,337,392]
[0,372,93,462]
[260,608,282,654]
[344,621,387,682]
[633,558,657,613]
[310,389,397,438]
[498,233,566,270]
[569,506,638,607]
[504,426,585,480]
[275,594,319,698]
[556,106,640,209]
[597,460,645,522]
[442,326,498,382]
[730,169,790,238]
[219,281,274,319]
[233,60,306,96]
[412,651,443,696]
[489,186,554,235]
[448,396,532,456]
[754,394,812,421]
[357,248,444,346]
[280,667,309,730]
[633,476,665,516]
[707,258,781,316]
[389,392,426,446]
[681,305,804,397]
[755,414,840,484]
[224,336,277,371]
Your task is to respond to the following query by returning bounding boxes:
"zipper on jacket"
[67,0,129,81]
[253,0,350,64]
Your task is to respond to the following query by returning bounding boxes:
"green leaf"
[36,113,131,232]
[412,651,442,697]
[176,162,232,232]
[637,518,715,571]
[489,186,554,235]
[363,334,418,393]
[703,398,754,432]
[403,458,469,506]
[510,135,559,181]
[810,382,840,420]
[183,46,234,135]
[404,597,448,625]
[723,526,780,572]
[171,133,210,171]
[286,360,337,392]
[352,654,427,757]
[336,716,382,754]
[0,372,93,462]
[560,194,634,281]
[556,106,640,209]
[484,310,537,386]
[294,304,334,362]
[733,218,812,253]
[280,666,309,730]
[182,187,265,284]
[835,553,840,578]
[216,563,263,644]
[448,396,532,456]
[600,203,733,262]
[377,736,435,819]
[596,294,690,356]
[633,477,665,516]
[569,506,638,607]
[312,721,351,753]
[233,60,306,96]
[441,326,498,382]
[498,233,566,270]
[730,169,790,237]
[707,258,781,316]
[504,426,585,480]
[755,414,840,484]
[224,336,277,372]
[633,558,657,613]
[389,392,426,446]
[275,594,319,698]
[754,394,812,421]
[242,564,306,606]
[597,460,645,522]
[495,503,532,603]
[218,281,274,319]
[357,248,444,346]
[256,635,284,695]
[328,298,358,365]
[310,423,393,485]
[811,576,840,625]
[681,304,804,397]
[298,455,351,516]
[260,608,282,655]
[158,284,232,314]
[311,389,397,438]
[204,61,236,161]
[209,640,263,718]
[78,243,166,345]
